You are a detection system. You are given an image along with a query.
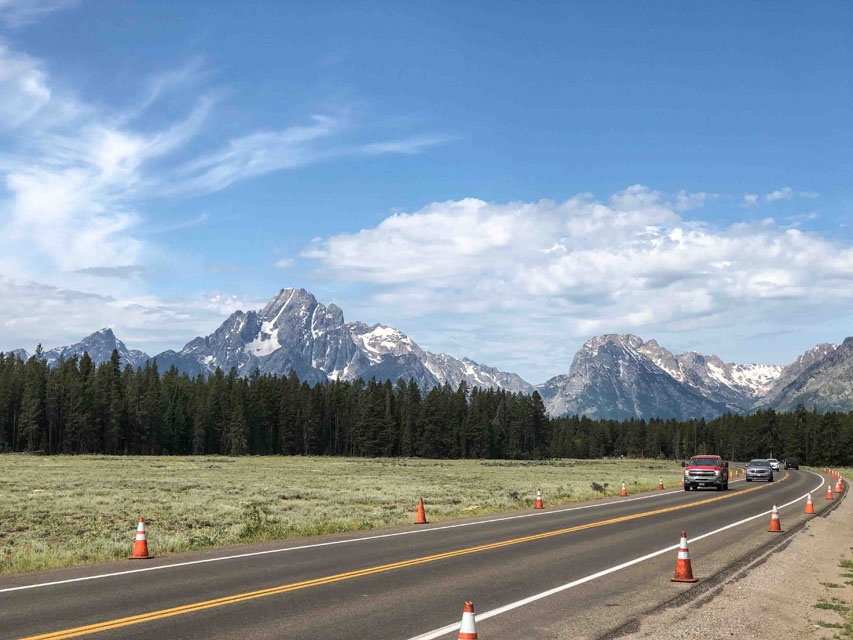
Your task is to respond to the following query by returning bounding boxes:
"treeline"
[0,349,850,466]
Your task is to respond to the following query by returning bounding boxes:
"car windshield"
[768,459,778,463]
[749,460,770,467]
[689,457,720,466]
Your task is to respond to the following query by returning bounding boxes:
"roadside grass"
[813,555,853,639]
[0,455,683,575]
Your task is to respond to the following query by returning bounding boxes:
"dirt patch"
[619,489,853,639]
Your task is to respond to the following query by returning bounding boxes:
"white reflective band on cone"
[459,612,476,634]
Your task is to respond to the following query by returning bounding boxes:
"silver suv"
[746,459,774,482]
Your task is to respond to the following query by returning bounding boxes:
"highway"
[0,469,839,639]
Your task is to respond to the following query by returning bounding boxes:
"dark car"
[746,459,774,482]
[785,457,800,470]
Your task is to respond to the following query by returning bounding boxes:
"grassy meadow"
[0,455,684,575]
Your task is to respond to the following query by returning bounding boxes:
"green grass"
[814,557,853,640]
[816,621,843,629]
[0,455,684,575]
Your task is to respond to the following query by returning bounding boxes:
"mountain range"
[7,287,853,419]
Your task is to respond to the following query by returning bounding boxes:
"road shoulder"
[616,484,852,639]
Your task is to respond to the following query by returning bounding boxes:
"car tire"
[724,483,729,490]
[746,478,751,482]
[684,485,690,491]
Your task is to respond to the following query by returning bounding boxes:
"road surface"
[0,469,838,639]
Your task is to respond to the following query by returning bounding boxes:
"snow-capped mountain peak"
[347,322,421,363]
[150,288,530,392]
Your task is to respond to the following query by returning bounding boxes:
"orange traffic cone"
[827,485,834,500]
[621,481,627,497]
[458,601,478,639]
[805,492,815,514]
[681,478,684,487]
[671,530,698,583]
[128,517,152,559]
[768,503,782,532]
[535,488,544,509]
[659,477,664,490]
[415,498,428,524]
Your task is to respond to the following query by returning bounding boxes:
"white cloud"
[0,0,74,28]
[274,257,294,268]
[743,188,820,207]
[359,136,449,155]
[305,186,853,379]
[766,187,794,202]
[0,30,446,306]
[0,274,266,356]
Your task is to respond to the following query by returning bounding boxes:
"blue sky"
[1,0,852,382]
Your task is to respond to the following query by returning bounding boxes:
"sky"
[1,0,852,384]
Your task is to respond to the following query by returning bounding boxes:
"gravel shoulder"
[619,484,852,639]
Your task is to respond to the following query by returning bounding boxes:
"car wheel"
[746,478,751,482]
[724,483,729,490]
[684,485,690,491]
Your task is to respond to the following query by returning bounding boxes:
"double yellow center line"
[18,474,787,640]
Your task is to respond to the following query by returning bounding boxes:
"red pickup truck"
[683,455,729,491]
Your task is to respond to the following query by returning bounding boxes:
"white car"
[767,458,780,471]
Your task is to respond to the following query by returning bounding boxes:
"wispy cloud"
[273,257,294,269]
[766,186,795,202]
[175,114,342,194]
[0,0,75,28]
[742,188,820,207]
[0,18,448,351]
[0,32,446,280]
[359,135,450,156]
[72,265,146,279]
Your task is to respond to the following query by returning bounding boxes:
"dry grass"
[0,455,684,575]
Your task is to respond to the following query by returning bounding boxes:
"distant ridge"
[6,288,852,418]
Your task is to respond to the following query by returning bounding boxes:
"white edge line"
[1,475,747,594]
[407,471,829,640]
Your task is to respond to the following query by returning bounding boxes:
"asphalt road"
[0,469,838,640]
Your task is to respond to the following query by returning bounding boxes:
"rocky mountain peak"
[582,334,645,353]
[147,287,529,393]
[37,328,150,370]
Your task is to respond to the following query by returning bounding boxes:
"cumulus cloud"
[304,186,853,378]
